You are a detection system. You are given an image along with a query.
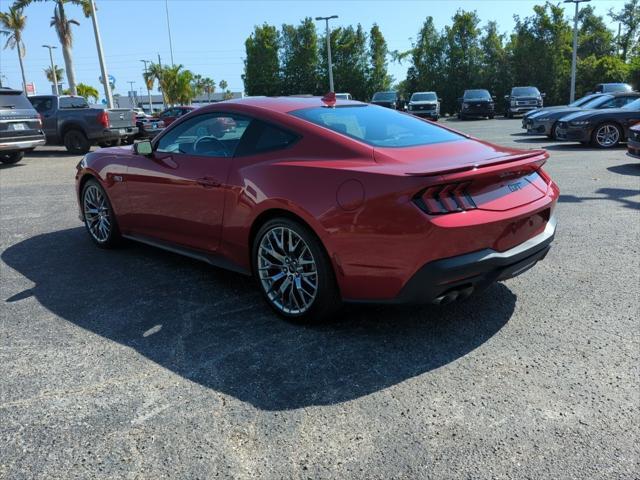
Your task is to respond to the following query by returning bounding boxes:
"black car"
[458,89,495,120]
[0,87,46,164]
[555,97,640,148]
[524,92,640,139]
[370,91,402,109]
[521,93,605,128]
[504,86,544,118]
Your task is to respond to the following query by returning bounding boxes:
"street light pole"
[140,59,153,114]
[565,0,590,103]
[315,15,338,92]
[42,44,59,96]
[89,0,113,108]
[165,0,175,66]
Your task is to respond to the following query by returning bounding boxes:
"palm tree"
[44,64,64,87]
[143,61,166,106]
[201,77,215,103]
[14,0,91,96]
[76,82,98,102]
[0,6,28,92]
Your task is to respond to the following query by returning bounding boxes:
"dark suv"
[458,89,495,120]
[370,91,403,110]
[0,87,45,164]
[504,86,544,118]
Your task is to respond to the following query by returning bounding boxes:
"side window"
[160,109,175,118]
[615,96,636,107]
[599,98,616,108]
[235,121,299,156]
[30,98,53,113]
[156,113,250,158]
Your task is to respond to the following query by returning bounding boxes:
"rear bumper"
[90,127,138,141]
[388,215,556,304]
[0,136,46,152]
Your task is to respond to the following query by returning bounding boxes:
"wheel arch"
[60,122,88,139]
[593,119,625,140]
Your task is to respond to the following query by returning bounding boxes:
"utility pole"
[127,80,136,108]
[565,0,590,103]
[140,59,153,114]
[89,0,113,108]
[42,44,59,96]
[315,15,338,92]
[157,53,165,109]
[165,0,175,66]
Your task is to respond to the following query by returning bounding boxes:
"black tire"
[591,123,622,149]
[458,113,465,120]
[548,122,560,140]
[488,115,494,120]
[252,218,342,323]
[0,151,24,164]
[433,116,439,122]
[81,178,121,248]
[64,129,91,154]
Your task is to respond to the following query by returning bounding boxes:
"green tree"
[0,6,28,92]
[44,64,64,86]
[243,23,280,96]
[76,82,98,102]
[577,55,630,96]
[609,0,640,61]
[320,25,368,99]
[14,0,92,96]
[508,3,572,106]
[578,5,615,58]
[441,10,483,113]
[201,77,215,102]
[406,17,446,101]
[480,21,511,109]
[280,18,319,95]
[367,24,391,99]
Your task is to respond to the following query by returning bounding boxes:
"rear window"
[0,91,34,110]
[291,105,462,148]
[59,97,89,109]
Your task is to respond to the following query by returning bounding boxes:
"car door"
[123,112,251,252]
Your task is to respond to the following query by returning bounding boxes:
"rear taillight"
[414,182,477,215]
[132,111,137,125]
[97,110,110,128]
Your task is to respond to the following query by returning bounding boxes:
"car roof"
[210,96,364,113]
[0,87,24,95]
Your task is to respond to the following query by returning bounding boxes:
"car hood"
[535,107,583,119]
[528,105,567,117]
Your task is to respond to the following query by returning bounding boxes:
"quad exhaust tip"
[433,285,474,305]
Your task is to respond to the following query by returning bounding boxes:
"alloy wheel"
[595,124,620,147]
[83,184,111,243]
[257,226,318,315]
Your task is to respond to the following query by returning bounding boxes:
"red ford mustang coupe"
[75,96,559,322]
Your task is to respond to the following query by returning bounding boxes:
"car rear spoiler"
[404,150,548,179]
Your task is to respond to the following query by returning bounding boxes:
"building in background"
[108,91,245,112]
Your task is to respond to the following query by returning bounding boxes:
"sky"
[0,0,626,99]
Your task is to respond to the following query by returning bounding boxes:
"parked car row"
[523,92,640,148]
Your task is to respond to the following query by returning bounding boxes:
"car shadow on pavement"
[2,227,516,411]
[608,163,640,176]
[559,187,640,210]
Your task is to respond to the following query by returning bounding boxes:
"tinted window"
[570,94,600,107]
[622,98,640,110]
[511,87,540,96]
[411,93,437,102]
[0,91,34,109]
[156,113,250,157]
[291,105,462,148]
[599,95,637,109]
[59,96,89,109]
[372,92,396,101]
[582,95,614,109]
[463,90,491,100]
[236,121,298,156]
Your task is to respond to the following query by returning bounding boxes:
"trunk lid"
[106,108,136,128]
[374,139,549,212]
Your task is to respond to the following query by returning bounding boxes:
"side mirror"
[134,139,153,156]
[541,92,546,98]
[504,95,510,100]
[438,97,442,102]
[492,96,496,100]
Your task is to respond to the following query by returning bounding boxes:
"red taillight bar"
[97,110,110,128]
[414,182,477,215]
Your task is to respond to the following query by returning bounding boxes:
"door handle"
[196,177,220,188]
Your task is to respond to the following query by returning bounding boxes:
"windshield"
[463,90,491,100]
[604,83,632,92]
[411,93,437,102]
[372,92,396,101]
[622,98,640,110]
[291,105,462,148]
[570,94,600,107]
[581,95,613,109]
[511,87,540,97]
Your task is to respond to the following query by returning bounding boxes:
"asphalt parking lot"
[1,118,638,479]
